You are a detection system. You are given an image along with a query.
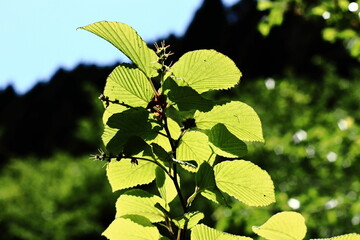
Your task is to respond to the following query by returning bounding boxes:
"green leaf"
[177,131,215,172]
[192,224,253,240]
[106,159,157,192]
[163,78,213,112]
[170,50,241,93]
[156,167,178,206]
[173,212,204,229]
[122,136,153,157]
[196,161,216,189]
[311,234,360,240]
[102,108,160,154]
[214,160,275,206]
[102,215,160,240]
[115,189,166,223]
[150,117,181,152]
[208,123,248,158]
[201,188,228,206]
[196,162,228,206]
[102,103,127,125]
[165,106,196,128]
[195,101,264,142]
[104,64,155,107]
[79,21,160,78]
[252,211,307,240]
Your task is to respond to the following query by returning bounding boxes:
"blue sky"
[0,0,237,94]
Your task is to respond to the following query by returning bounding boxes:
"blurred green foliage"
[0,154,117,240]
[206,62,360,238]
[257,0,360,60]
[0,63,359,239]
[1,63,359,239]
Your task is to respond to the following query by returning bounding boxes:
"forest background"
[0,0,359,239]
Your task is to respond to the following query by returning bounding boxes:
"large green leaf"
[104,64,155,107]
[156,167,178,206]
[170,50,241,93]
[177,131,215,172]
[173,212,204,229]
[191,224,252,240]
[195,101,264,142]
[79,21,160,78]
[106,159,157,192]
[163,78,213,112]
[252,211,307,240]
[312,234,360,240]
[102,215,160,240]
[115,189,166,223]
[207,123,248,158]
[102,103,127,125]
[196,162,228,206]
[102,108,160,154]
[214,160,275,206]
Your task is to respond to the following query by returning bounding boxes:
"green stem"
[163,116,189,240]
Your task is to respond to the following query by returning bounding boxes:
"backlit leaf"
[79,21,160,78]
[149,117,181,152]
[177,131,215,172]
[252,211,307,240]
[156,167,178,206]
[106,159,157,192]
[214,160,275,206]
[104,64,154,107]
[311,234,360,240]
[173,212,205,229]
[196,162,228,206]
[171,50,241,93]
[102,108,160,154]
[115,189,166,223]
[208,123,248,158]
[192,224,252,240]
[102,215,160,240]
[195,101,264,142]
[163,78,213,112]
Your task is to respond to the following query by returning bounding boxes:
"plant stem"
[163,115,189,240]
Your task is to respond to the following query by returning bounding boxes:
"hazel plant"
[80,21,360,240]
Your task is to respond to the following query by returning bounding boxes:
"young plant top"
[79,21,359,240]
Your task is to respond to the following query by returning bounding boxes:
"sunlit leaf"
[163,78,213,112]
[106,159,157,192]
[104,64,154,107]
[102,108,160,154]
[192,224,253,240]
[156,167,178,206]
[311,234,360,240]
[195,101,264,142]
[171,50,241,93]
[196,162,228,206]
[102,103,127,125]
[150,117,180,152]
[208,123,248,158]
[102,215,160,240]
[79,21,160,78]
[252,211,307,240]
[173,211,205,229]
[115,189,165,223]
[214,160,275,206]
[177,131,215,172]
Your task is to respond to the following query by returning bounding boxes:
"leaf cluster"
[79,21,359,240]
